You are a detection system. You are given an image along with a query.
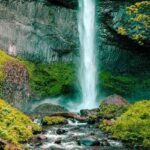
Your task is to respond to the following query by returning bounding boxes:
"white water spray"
[78,0,97,109]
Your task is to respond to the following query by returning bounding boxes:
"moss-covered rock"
[101,100,150,148]
[98,95,128,119]
[115,1,150,46]
[0,99,42,148]
[0,51,30,109]
[42,116,66,126]
[0,51,16,81]
[21,59,76,97]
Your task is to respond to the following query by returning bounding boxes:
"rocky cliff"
[0,0,149,73]
[0,0,149,101]
[0,0,78,62]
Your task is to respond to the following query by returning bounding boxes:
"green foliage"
[116,1,150,45]
[100,71,135,95]
[42,116,66,125]
[0,99,42,147]
[106,100,150,148]
[21,60,76,97]
[98,104,127,119]
[99,70,150,96]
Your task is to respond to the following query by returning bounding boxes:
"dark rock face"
[48,0,78,9]
[101,94,128,107]
[97,0,150,73]
[0,0,149,76]
[32,103,68,115]
[0,0,78,63]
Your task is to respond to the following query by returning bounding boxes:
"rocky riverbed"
[26,119,129,150]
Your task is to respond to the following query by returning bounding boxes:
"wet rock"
[50,112,87,122]
[30,134,47,144]
[78,136,100,146]
[80,108,98,117]
[55,138,62,144]
[37,134,47,141]
[100,139,110,146]
[101,94,128,107]
[56,129,67,135]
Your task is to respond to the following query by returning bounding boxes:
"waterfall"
[78,0,97,109]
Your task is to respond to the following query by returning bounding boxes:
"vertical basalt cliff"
[0,0,78,62]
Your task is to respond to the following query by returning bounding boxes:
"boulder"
[49,112,87,122]
[98,95,128,119]
[32,103,68,116]
[80,108,98,117]
[78,136,100,146]
[101,94,128,107]
[37,134,47,141]
[55,138,61,144]
[56,129,67,135]
[30,134,48,145]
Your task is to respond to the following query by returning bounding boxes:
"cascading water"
[78,0,97,109]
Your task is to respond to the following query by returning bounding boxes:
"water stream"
[78,0,97,109]
[27,119,126,150]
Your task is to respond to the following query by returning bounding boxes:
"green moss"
[42,116,66,125]
[99,70,150,97]
[104,100,150,148]
[98,104,127,119]
[0,50,16,82]
[100,71,135,95]
[21,60,76,97]
[0,99,42,147]
[88,115,98,124]
[116,1,150,45]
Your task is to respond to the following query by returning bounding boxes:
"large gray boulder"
[32,103,68,115]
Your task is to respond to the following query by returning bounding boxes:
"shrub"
[42,116,66,125]
[98,104,127,119]
[0,99,42,147]
[108,100,150,148]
